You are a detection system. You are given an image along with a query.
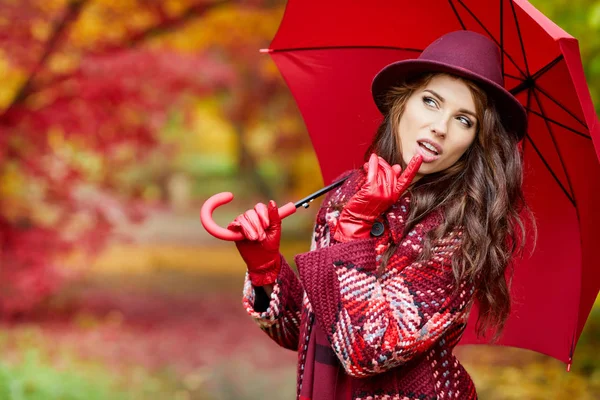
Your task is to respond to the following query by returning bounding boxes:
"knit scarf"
[299,318,351,400]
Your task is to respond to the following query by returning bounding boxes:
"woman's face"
[397,74,479,181]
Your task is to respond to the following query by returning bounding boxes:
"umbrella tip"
[567,357,572,372]
[259,48,272,53]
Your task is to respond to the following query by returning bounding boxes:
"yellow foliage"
[154,4,284,53]
[66,0,229,49]
[192,98,238,159]
[71,2,127,46]
[48,127,66,151]
[0,162,59,226]
[259,55,284,80]
[246,123,276,157]
[0,125,111,225]
[289,149,323,201]
[69,0,164,48]
[48,52,81,74]
[164,0,188,18]
[35,0,68,14]
[46,128,106,183]
[30,19,52,41]
[0,50,26,109]
[0,162,25,200]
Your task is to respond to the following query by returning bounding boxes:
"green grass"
[0,350,128,400]
[0,328,184,400]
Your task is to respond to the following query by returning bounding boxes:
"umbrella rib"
[448,0,467,30]
[532,88,577,205]
[456,0,527,78]
[534,85,588,129]
[265,45,423,54]
[506,73,525,81]
[523,86,533,154]
[524,108,591,139]
[510,55,587,131]
[510,55,563,95]
[531,55,563,81]
[510,0,531,76]
[505,73,526,82]
[524,133,575,206]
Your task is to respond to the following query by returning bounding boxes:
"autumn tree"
[0,0,245,316]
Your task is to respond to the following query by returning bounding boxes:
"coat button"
[370,221,385,237]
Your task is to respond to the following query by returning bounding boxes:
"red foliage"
[0,218,64,316]
[0,1,237,316]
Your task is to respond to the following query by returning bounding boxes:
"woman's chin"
[416,163,438,178]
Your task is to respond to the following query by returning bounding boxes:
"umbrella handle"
[200,192,297,241]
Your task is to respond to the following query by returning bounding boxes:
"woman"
[228,30,534,400]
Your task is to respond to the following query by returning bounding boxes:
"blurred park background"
[0,0,598,399]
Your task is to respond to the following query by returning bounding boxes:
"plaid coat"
[242,169,478,399]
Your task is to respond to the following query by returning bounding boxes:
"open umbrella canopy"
[264,0,600,368]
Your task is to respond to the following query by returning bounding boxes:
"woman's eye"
[423,96,437,108]
[457,116,473,128]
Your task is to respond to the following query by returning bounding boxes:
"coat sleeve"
[242,255,304,351]
[241,168,357,352]
[294,229,474,378]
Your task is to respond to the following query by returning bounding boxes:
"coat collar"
[326,168,416,244]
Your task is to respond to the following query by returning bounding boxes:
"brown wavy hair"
[367,72,536,342]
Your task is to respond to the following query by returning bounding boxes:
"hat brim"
[371,59,527,139]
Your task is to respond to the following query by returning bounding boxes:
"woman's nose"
[430,117,448,137]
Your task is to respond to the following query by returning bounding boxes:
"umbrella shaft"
[294,176,349,209]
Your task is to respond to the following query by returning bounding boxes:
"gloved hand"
[227,200,282,287]
[333,153,423,243]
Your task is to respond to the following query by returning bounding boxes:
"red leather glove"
[333,153,423,243]
[227,200,282,287]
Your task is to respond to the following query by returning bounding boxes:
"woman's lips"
[416,142,441,163]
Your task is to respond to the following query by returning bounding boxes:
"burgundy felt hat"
[371,30,527,139]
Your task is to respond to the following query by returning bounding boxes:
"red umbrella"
[202,0,600,369]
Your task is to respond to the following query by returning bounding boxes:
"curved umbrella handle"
[200,192,297,241]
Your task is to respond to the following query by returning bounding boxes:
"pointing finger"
[367,153,378,183]
[378,158,394,195]
[396,154,423,192]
